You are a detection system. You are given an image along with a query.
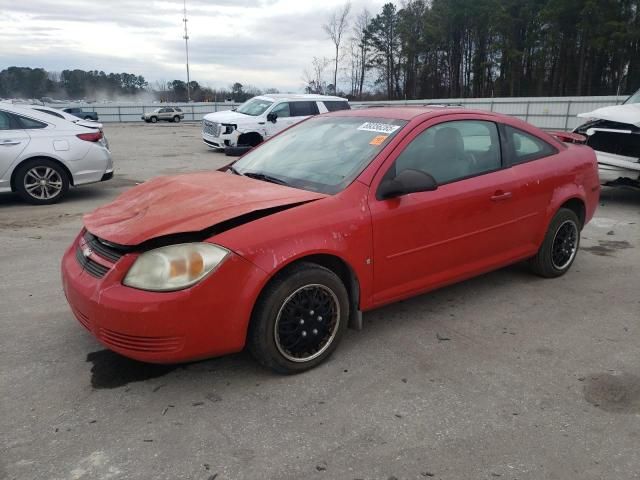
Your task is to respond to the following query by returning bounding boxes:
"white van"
[201,94,349,153]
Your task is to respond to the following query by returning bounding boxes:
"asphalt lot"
[1,122,639,480]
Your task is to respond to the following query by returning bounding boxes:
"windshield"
[232,116,407,194]
[624,89,640,104]
[236,98,273,116]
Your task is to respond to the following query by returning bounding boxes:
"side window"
[324,101,350,112]
[393,120,501,185]
[0,111,13,130]
[271,102,291,118]
[290,101,319,117]
[504,125,556,164]
[16,115,47,129]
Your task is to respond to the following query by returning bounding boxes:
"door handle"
[490,190,512,201]
[0,140,21,146]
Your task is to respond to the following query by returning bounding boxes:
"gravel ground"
[1,122,639,480]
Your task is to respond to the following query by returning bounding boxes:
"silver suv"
[141,107,185,123]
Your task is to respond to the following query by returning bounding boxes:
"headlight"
[123,243,229,292]
[222,124,236,134]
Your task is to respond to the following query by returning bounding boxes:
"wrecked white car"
[574,89,640,187]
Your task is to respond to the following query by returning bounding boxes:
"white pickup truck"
[201,94,349,155]
[574,89,640,188]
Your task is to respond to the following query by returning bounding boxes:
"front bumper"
[61,231,268,363]
[202,131,237,149]
[595,150,640,184]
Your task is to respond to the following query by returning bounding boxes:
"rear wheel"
[15,159,69,205]
[530,208,581,278]
[173,116,181,123]
[248,263,349,374]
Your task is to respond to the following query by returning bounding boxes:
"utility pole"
[183,0,191,102]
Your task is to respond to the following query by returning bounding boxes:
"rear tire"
[530,208,581,278]
[248,262,349,374]
[173,116,181,123]
[15,159,70,205]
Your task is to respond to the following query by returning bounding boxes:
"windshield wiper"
[243,171,290,186]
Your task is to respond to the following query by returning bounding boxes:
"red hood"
[84,171,327,245]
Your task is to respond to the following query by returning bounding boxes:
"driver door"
[265,102,295,138]
[368,117,524,306]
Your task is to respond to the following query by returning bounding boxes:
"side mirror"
[377,169,438,200]
[266,112,278,123]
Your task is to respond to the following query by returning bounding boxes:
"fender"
[212,182,375,312]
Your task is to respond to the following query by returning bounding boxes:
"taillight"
[76,131,103,142]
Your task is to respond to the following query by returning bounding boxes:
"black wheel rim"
[274,284,340,363]
[551,220,578,270]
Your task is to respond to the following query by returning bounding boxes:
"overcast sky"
[0,0,387,92]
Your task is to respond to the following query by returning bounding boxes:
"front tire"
[150,116,158,123]
[248,263,349,374]
[530,208,581,278]
[15,159,69,205]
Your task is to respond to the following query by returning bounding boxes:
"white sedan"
[0,103,113,204]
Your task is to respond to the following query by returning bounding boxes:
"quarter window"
[16,115,47,129]
[271,103,291,118]
[290,101,319,117]
[504,125,556,164]
[392,120,501,185]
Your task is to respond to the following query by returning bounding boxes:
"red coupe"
[61,107,600,373]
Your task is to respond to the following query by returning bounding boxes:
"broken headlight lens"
[123,243,229,292]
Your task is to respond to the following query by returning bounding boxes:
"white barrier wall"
[48,95,624,130]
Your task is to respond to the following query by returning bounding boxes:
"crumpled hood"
[577,103,640,127]
[84,171,327,246]
[202,110,258,125]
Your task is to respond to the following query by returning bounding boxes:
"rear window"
[34,108,64,119]
[291,101,320,117]
[323,101,350,112]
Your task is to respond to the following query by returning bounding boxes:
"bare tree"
[353,8,371,98]
[323,2,351,95]
[302,57,331,94]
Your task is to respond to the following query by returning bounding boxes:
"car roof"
[256,94,348,102]
[326,106,500,121]
[0,103,94,129]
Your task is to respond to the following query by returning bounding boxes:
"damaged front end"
[574,100,640,188]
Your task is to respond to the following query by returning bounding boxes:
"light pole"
[183,0,191,102]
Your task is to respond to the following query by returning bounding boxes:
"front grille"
[75,247,110,278]
[98,328,184,353]
[203,120,221,137]
[83,231,125,263]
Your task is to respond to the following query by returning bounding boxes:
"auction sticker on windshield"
[370,135,389,146]
[357,122,401,134]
